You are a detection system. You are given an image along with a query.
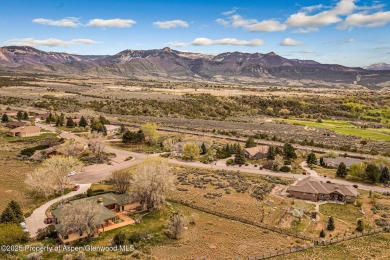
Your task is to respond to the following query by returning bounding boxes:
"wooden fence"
[248,243,315,260]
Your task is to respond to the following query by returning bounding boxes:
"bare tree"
[166,212,186,239]
[60,200,102,239]
[25,168,55,199]
[42,155,83,195]
[273,154,284,170]
[132,157,174,210]
[111,169,132,194]
[58,138,84,157]
[88,133,107,163]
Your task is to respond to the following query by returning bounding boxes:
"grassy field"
[281,118,390,141]
[275,233,390,260]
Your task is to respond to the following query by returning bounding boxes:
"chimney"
[97,197,104,206]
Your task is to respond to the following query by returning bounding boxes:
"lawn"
[280,118,390,141]
[319,204,363,224]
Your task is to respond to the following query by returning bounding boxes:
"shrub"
[319,229,325,238]
[226,159,235,166]
[112,232,126,246]
[280,166,290,172]
[26,251,43,260]
[75,251,86,260]
[36,225,56,240]
[128,232,146,244]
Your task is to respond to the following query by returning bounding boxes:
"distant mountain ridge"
[364,63,390,71]
[0,45,389,88]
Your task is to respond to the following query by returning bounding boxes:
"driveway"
[25,183,91,237]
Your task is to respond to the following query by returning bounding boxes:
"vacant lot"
[275,233,390,260]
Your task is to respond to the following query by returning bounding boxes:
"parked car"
[67,171,77,177]
[44,218,54,224]
[19,222,29,233]
[72,185,80,191]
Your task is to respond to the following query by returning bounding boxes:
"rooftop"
[244,145,269,156]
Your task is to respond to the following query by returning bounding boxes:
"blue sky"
[0,0,389,66]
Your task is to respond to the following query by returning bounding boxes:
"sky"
[0,0,389,67]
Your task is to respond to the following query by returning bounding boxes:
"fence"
[321,228,384,245]
[248,243,315,260]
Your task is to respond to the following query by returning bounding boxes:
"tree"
[349,163,367,179]
[245,137,257,148]
[365,164,381,183]
[1,113,9,123]
[336,162,348,177]
[132,157,174,211]
[319,157,325,167]
[0,206,17,224]
[273,154,284,171]
[78,116,88,128]
[88,133,107,163]
[122,130,145,144]
[182,141,201,161]
[58,139,84,157]
[98,115,110,125]
[55,113,65,127]
[112,232,126,246]
[234,149,245,165]
[356,219,364,232]
[23,111,29,120]
[66,117,75,128]
[16,111,23,121]
[91,121,106,135]
[41,155,83,195]
[267,146,276,160]
[111,170,132,194]
[8,200,24,223]
[380,167,390,184]
[327,216,335,231]
[60,200,103,239]
[25,168,55,199]
[200,142,207,155]
[306,153,317,166]
[283,143,297,159]
[319,229,325,238]
[166,212,186,239]
[140,122,158,145]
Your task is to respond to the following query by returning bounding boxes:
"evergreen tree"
[319,229,325,238]
[327,216,335,231]
[0,206,18,224]
[8,201,24,223]
[66,118,75,128]
[45,113,51,124]
[283,143,297,159]
[200,142,207,155]
[23,111,29,120]
[336,162,348,177]
[78,116,88,128]
[380,167,390,183]
[319,157,325,167]
[1,113,9,123]
[267,146,276,160]
[16,111,23,121]
[56,113,65,127]
[356,219,364,232]
[306,153,317,166]
[234,149,245,165]
[98,115,110,125]
[245,137,257,148]
[365,164,381,183]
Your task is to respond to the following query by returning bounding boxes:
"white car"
[67,171,77,177]
[20,222,29,233]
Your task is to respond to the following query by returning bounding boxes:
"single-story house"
[34,113,50,122]
[287,177,357,204]
[6,121,28,129]
[322,157,363,169]
[9,126,40,137]
[244,145,269,160]
[173,140,203,152]
[51,193,141,243]
[1,110,18,118]
[105,124,121,135]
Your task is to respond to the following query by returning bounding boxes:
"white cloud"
[216,14,286,32]
[222,8,237,16]
[280,38,304,46]
[338,11,390,29]
[292,27,319,34]
[32,17,80,27]
[153,20,188,29]
[339,38,355,44]
[301,4,325,13]
[86,19,136,28]
[169,37,264,47]
[291,50,317,54]
[5,38,97,47]
[286,0,356,27]
[191,37,264,46]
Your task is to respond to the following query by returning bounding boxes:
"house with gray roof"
[322,157,363,169]
[287,177,357,204]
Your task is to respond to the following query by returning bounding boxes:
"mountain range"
[1,46,389,88]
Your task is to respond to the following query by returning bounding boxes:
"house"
[322,157,363,169]
[1,110,18,118]
[9,126,40,137]
[6,121,28,129]
[34,113,50,122]
[105,124,121,135]
[51,193,141,243]
[287,177,357,204]
[244,145,269,160]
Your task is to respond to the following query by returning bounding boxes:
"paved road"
[25,183,91,237]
